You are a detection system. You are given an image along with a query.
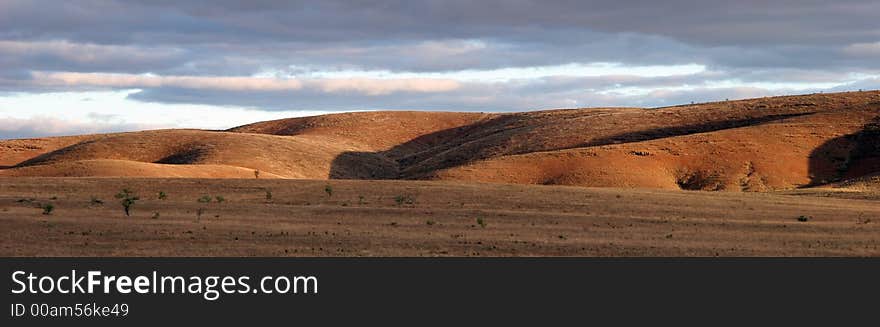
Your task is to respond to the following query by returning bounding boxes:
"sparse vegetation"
[324,185,333,197]
[265,190,273,201]
[215,196,225,203]
[42,203,54,215]
[797,215,811,222]
[358,195,366,205]
[857,213,871,225]
[151,212,160,219]
[115,189,139,217]
[394,194,415,206]
[426,220,436,226]
[158,191,167,200]
[477,217,486,228]
[198,195,212,203]
[90,196,104,206]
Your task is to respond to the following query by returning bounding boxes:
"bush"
[215,196,225,203]
[197,195,212,203]
[158,191,167,200]
[115,189,139,217]
[476,217,486,228]
[265,190,273,201]
[42,203,54,215]
[151,212,160,219]
[324,185,333,197]
[797,215,811,222]
[90,197,104,206]
[394,194,415,206]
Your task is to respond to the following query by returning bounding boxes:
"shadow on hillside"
[12,140,99,168]
[807,116,880,186]
[329,111,815,181]
[328,115,525,179]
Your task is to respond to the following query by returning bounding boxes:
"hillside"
[2,90,879,191]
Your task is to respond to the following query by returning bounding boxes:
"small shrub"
[197,195,212,203]
[394,194,415,206]
[265,190,273,201]
[115,189,139,217]
[254,170,260,179]
[358,195,366,205]
[797,215,810,222]
[324,185,333,197]
[426,220,436,226]
[151,212,160,219]
[42,203,54,215]
[90,197,104,206]
[158,191,167,200]
[215,196,225,203]
[477,217,486,228]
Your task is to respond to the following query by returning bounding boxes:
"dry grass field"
[0,178,877,256]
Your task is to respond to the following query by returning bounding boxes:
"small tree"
[324,185,333,197]
[115,189,139,217]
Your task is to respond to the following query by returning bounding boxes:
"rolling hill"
[2,90,879,192]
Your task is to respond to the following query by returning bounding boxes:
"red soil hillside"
[1,90,879,191]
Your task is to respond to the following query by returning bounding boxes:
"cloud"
[32,72,305,92]
[0,115,165,140]
[2,1,879,74]
[1,0,880,139]
[30,72,460,95]
[0,40,186,74]
[844,42,880,57]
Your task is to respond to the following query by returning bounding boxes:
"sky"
[1,0,879,139]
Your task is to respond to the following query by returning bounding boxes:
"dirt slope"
[2,91,879,191]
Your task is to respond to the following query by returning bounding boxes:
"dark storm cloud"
[8,1,875,45]
[2,0,879,73]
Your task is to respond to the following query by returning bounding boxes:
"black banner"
[2,259,877,325]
